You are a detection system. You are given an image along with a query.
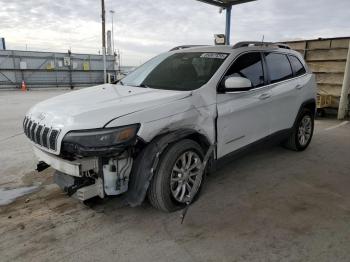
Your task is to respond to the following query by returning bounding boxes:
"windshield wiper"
[117,82,150,88]
[137,84,151,88]
[130,84,151,88]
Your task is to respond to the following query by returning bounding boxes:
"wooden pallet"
[317,94,332,109]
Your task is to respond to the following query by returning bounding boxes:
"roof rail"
[233,41,291,50]
[169,45,209,51]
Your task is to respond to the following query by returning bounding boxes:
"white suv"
[23,42,316,212]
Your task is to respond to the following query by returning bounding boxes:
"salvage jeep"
[23,42,316,212]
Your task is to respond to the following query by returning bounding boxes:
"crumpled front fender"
[125,129,199,206]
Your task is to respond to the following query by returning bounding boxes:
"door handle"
[258,93,271,100]
[295,84,303,90]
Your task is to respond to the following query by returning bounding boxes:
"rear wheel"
[148,139,204,212]
[284,108,314,151]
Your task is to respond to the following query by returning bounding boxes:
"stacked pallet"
[284,37,350,108]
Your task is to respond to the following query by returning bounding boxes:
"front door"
[217,52,271,158]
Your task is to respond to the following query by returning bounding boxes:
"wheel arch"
[302,99,316,115]
[294,98,316,127]
[126,129,212,206]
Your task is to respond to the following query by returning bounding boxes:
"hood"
[27,84,192,130]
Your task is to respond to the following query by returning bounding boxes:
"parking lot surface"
[1,90,350,262]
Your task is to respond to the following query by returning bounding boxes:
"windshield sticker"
[200,53,228,59]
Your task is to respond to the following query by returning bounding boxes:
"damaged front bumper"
[33,146,99,177]
[33,146,133,201]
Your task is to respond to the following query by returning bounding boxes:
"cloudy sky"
[1,0,349,66]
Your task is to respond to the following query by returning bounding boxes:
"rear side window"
[265,53,293,83]
[289,55,306,76]
[226,52,265,88]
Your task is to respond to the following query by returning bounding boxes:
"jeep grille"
[23,117,60,151]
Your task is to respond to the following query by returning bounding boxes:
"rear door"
[288,55,311,111]
[216,52,272,158]
[263,52,299,133]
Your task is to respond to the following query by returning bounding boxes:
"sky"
[1,0,350,66]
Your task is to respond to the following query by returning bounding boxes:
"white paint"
[325,121,349,131]
[0,186,38,206]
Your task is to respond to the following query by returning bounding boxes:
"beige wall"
[283,37,350,108]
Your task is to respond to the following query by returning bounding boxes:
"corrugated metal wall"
[283,37,350,108]
[0,50,117,89]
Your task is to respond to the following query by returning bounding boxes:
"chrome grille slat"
[42,127,50,148]
[24,118,28,136]
[49,130,59,150]
[23,118,28,136]
[30,123,37,141]
[32,124,38,143]
[27,120,32,137]
[23,117,28,131]
[27,121,32,138]
[25,120,30,136]
[22,117,60,152]
[35,125,43,144]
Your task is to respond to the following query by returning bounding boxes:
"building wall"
[0,50,118,89]
[283,37,350,108]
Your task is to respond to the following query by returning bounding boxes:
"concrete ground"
[0,90,350,262]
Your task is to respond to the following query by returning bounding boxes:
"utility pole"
[101,0,107,83]
[338,40,350,119]
[110,10,115,53]
[225,6,232,45]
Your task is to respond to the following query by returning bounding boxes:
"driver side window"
[225,52,265,88]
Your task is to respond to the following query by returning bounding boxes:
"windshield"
[120,52,229,91]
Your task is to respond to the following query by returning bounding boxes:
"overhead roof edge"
[196,0,256,8]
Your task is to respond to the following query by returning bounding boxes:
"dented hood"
[27,84,192,130]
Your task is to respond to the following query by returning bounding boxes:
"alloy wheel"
[298,115,312,146]
[170,150,203,203]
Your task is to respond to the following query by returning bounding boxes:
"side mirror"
[222,76,252,92]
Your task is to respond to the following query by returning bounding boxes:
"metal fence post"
[11,50,18,88]
[54,53,58,87]
[68,50,73,89]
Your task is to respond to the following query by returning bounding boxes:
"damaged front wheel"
[147,139,204,212]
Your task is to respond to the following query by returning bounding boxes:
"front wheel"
[284,108,314,151]
[147,139,204,212]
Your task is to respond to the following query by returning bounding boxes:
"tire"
[284,108,314,151]
[147,139,204,212]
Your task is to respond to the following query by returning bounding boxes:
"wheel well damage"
[125,129,212,206]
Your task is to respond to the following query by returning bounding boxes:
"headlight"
[63,124,140,148]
